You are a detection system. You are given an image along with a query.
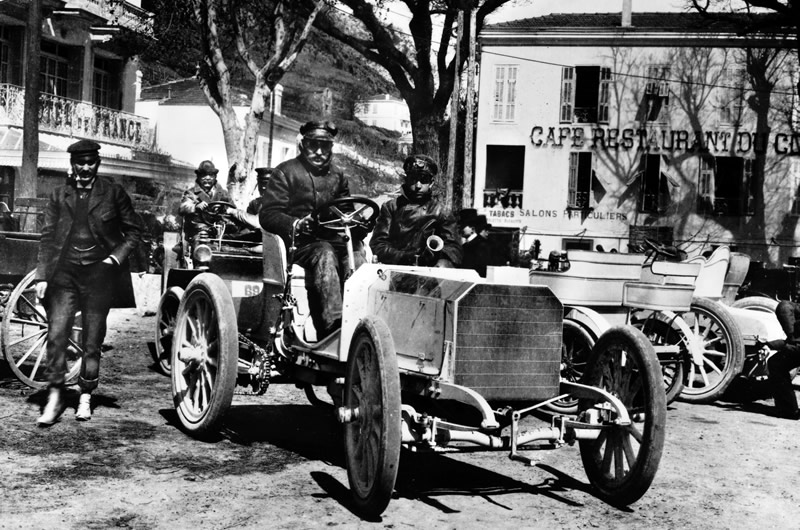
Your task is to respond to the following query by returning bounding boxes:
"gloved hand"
[195,201,208,212]
[295,215,315,236]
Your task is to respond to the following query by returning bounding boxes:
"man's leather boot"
[37,386,64,426]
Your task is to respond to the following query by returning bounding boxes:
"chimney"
[622,0,632,27]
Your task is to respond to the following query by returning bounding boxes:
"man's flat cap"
[300,120,337,140]
[67,139,101,156]
[403,154,438,177]
[195,160,219,176]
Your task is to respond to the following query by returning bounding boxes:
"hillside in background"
[141,27,404,196]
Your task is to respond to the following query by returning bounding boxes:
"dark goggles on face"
[406,172,434,185]
[302,139,334,152]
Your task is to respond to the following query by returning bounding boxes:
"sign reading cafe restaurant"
[530,125,800,155]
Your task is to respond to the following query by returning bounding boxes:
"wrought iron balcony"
[65,1,154,35]
[0,84,154,150]
[483,188,523,209]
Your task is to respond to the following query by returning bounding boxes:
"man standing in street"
[34,139,142,425]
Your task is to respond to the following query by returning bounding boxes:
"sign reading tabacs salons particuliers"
[530,125,800,155]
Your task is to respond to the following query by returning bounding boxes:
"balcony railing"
[483,188,523,209]
[0,84,153,150]
[66,1,154,35]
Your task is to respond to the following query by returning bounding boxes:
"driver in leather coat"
[179,160,258,250]
[259,120,363,339]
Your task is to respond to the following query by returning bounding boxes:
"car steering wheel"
[644,237,681,261]
[311,196,379,235]
[199,201,236,226]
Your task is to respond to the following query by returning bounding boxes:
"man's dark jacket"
[370,189,462,266]
[179,182,233,240]
[35,176,142,307]
[259,157,350,245]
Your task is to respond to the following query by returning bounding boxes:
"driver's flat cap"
[300,120,337,140]
[67,139,101,157]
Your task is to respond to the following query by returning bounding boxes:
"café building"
[475,7,799,264]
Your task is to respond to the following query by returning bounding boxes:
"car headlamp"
[193,244,213,265]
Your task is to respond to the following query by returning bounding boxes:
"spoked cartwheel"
[633,311,688,405]
[546,318,595,414]
[171,273,238,437]
[1,270,82,388]
[578,326,666,506]
[342,316,401,518]
[153,286,184,375]
[677,297,745,403]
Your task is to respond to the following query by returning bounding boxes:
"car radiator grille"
[453,284,562,402]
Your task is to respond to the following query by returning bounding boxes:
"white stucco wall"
[475,39,799,262]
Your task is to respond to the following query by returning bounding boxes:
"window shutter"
[505,66,517,121]
[560,67,574,123]
[493,66,505,120]
[568,152,578,206]
[598,67,611,123]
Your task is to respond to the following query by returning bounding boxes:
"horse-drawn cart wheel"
[171,274,238,437]
[153,286,183,375]
[578,326,666,506]
[2,270,82,388]
[678,297,745,403]
[343,316,401,518]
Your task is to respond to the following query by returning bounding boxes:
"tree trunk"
[410,109,449,207]
[19,0,41,230]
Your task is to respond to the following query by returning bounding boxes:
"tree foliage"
[141,0,323,205]
[310,0,514,209]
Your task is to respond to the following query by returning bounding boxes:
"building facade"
[475,11,799,264]
[0,0,193,213]
[354,93,411,135]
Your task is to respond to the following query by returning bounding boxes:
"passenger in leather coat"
[370,154,461,267]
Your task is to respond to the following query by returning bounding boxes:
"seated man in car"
[370,154,461,267]
[179,160,258,250]
[259,120,364,338]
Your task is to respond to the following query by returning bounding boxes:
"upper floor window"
[0,26,23,85]
[638,154,670,214]
[93,56,121,109]
[718,67,746,125]
[696,154,754,216]
[560,66,611,124]
[568,152,593,209]
[492,64,517,122]
[637,65,670,123]
[40,41,81,99]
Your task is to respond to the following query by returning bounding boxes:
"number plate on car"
[230,281,263,297]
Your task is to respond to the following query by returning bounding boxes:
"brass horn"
[426,234,444,253]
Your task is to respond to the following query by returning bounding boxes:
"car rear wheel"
[154,286,183,375]
[546,318,595,414]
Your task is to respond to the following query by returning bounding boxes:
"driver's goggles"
[405,172,434,185]
[302,139,334,153]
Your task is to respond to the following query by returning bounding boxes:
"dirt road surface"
[2,309,799,529]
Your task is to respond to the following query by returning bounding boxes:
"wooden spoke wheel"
[343,316,401,518]
[1,270,82,388]
[578,326,666,506]
[153,286,183,375]
[171,274,238,437]
[634,315,687,405]
[678,297,745,403]
[546,318,595,414]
